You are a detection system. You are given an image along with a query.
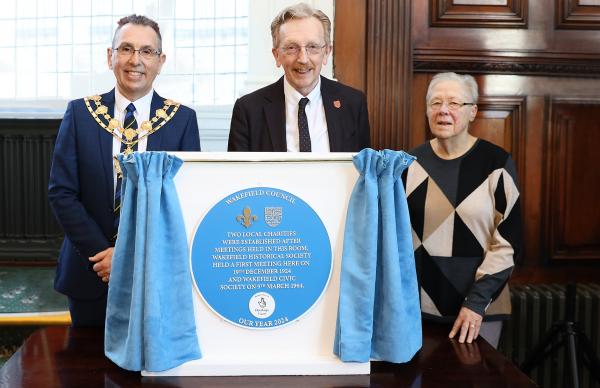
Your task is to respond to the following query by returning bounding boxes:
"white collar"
[283,76,322,105]
[114,88,154,115]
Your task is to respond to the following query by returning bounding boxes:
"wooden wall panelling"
[544,99,600,262]
[430,0,528,28]
[334,0,600,280]
[366,0,412,150]
[413,1,600,77]
[469,96,527,183]
[333,0,367,92]
[519,95,545,271]
[409,74,431,149]
[556,0,600,29]
[473,78,600,276]
[413,49,600,78]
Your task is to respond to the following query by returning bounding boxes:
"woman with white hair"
[402,72,522,348]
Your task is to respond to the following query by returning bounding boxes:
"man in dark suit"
[228,3,370,152]
[48,15,200,327]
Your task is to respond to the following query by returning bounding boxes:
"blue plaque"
[191,187,332,329]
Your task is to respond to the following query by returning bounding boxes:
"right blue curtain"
[334,148,422,363]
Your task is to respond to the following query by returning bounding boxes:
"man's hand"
[89,247,114,283]
[449,306,482,344]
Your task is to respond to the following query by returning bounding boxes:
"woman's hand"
[449,306,482,344]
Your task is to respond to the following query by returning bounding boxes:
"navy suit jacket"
[48,89,200,299]
[228,76,371,152]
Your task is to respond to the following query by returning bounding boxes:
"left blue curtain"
[105,152,201,372]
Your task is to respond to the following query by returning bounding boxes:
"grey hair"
[426,72,479,104]
[112,14,162,52]
[270,2,332,48]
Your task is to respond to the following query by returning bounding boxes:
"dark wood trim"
[543,98,600,263]
[333,0,367,92]
[556,0,600,29]
[414,49,600,77]
[511,265,600,284]
[2,325,536,387]
[366,0,412,150]
[430,0,528,28]
[476,96,527,190]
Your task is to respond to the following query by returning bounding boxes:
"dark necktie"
[298,97,311,152]
[113,103,138,241]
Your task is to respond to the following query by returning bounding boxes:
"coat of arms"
[264,207,282,227]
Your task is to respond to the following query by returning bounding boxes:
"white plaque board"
[143,152,369,376]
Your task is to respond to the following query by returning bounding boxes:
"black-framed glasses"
[113,45,161,60]
[427,100,475,111]
[279,43,327,56]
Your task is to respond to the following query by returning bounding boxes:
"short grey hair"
[426,72,479,104]
[270,3,332,48]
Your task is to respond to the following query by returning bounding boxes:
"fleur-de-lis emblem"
[236,207,257,228]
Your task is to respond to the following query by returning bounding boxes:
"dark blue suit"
[49,89,200,324]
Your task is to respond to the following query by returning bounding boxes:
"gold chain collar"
[84,94,181,156]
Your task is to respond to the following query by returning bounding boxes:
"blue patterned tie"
[113,103,138,241]
[298,97,311,152]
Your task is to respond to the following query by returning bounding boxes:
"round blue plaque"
[191,187,332,329]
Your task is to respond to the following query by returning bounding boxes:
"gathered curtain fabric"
[334,148,422,363]
[105,152,201,372]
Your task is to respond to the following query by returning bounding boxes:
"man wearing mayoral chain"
[49,15,200,327]
[228,2,370,152]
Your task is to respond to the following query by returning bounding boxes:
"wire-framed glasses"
[113,45,161,60]
[279,43,327,56]
[428,100,475,111]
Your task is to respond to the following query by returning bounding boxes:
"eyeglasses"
[428,100,475,111]
[279,43,327,56]
[113,45,161,60]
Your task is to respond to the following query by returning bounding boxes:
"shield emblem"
[264,207,282,227]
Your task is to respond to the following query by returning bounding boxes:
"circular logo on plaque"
[249,292,275,319]
[191,187,332,329]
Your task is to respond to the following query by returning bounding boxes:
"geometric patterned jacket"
[402,139,522,322]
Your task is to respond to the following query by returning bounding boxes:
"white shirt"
[112,88,153,194]
[283,77,330,152]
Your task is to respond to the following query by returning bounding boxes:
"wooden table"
[0,322,537,387]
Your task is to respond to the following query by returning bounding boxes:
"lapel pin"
[333,100,341,109]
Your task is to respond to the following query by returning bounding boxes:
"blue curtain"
[105,152,201,372]
[334,149,422,363]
